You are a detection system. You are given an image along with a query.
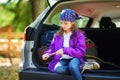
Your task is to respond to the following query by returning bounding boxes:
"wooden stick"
[49,52,56,57]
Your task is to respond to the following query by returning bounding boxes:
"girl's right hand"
[55,49,64,55]
[42,53,50,60]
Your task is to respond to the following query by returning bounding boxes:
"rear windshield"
[44,11,120,28]
[45,11,90,28]
[93,17,120,28]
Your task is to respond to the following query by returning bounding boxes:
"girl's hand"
[42,53,50,60]
[55,49,64,55]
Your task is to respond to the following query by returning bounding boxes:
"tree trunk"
[30,0,46,20]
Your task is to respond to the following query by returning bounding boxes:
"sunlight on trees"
[0,7,15,28]
[0,0,8,3]
[0,0,32,32]
[0,0,47,32]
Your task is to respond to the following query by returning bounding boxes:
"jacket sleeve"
[63,32,86,58]
[44,36,56,54]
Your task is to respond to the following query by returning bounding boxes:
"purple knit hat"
[60,8,78,22]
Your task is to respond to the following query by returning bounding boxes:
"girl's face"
[60,21,75,33]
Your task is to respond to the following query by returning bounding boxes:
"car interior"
[32,1,120,73]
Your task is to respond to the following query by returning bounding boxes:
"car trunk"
[84,28,120,70]
[32,24,120,72]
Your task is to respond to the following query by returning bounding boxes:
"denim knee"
[68,58,81,70]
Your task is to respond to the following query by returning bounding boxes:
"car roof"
[45,0,120,26]
[48,0,120,7]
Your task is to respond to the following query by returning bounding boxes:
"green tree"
[0,0,47,32]
[30,0,47,20]
[0,0,32,32]
[12,0,32,32]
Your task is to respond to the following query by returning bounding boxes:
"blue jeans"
[54,58,82,80]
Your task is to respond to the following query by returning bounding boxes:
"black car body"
[19,0,120,80]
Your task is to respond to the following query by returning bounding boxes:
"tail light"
[23,26,34,41]
[24,31,26,41]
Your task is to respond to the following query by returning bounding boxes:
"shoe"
[81,61,100,73]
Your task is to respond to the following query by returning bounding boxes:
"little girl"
[42,8,86,80]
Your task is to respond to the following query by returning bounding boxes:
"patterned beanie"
[60,8,78,22]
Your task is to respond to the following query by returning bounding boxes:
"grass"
[0,56,20,80]
[0,65,19,80]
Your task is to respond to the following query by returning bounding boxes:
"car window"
[75,16,90,28]
[93,18,120,28]
[51,12,90,28]
[92,21,99,28]
[113,18,120,28]
[51,12,61,26]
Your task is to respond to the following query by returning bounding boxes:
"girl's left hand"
[55,49,64,55]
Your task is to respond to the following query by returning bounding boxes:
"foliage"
[0,0,32,32]
[12,0,32,32]
[0,6,15,28]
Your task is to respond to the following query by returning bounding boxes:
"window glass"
[115,22,120,27]
[75,16,89,28]
[113,19,120,28]
[92,17,120,28]
[51,12,61,26]
[92,21,99,28]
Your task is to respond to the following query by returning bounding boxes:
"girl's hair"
[56,22,86,37]
[56,23,77,35]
